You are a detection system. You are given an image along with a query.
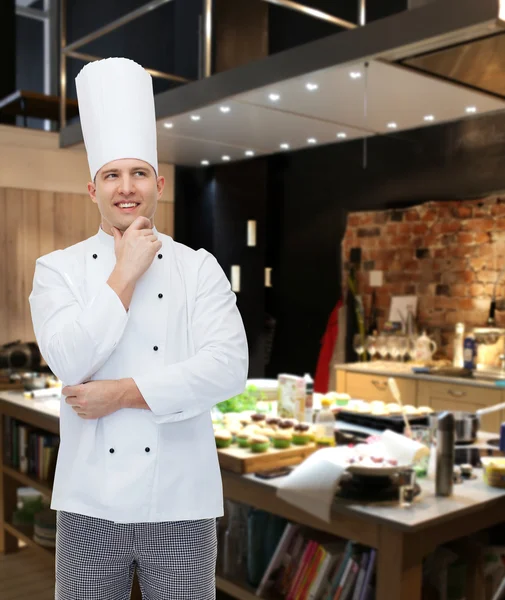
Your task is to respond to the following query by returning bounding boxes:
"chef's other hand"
[63,381,123,420]
[111,216,162,284]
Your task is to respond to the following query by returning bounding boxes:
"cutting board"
[217,443,318,474]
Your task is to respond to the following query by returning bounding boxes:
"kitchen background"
[6,0,505,381]
[342,196,505,359]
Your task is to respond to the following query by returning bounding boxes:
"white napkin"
[276,429,429,522]
[276,447,349,522]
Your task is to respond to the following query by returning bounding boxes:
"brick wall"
[342,196,505,358]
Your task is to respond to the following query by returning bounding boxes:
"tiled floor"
[0,548,54,600]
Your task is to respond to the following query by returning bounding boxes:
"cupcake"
[249,434,270,453]
[403,405,418,415]
[386,403,402,415]
[240,417,252,427]
[236,433,250,448]
[261,427,276,439]
[292,424,311,445]
[228,423,242,440]
[279,419,297,430]
[251,413,267,423]
[215,430,233,448]
[266,417,281,428]
[272,430,292,449]
[417,406,433,415]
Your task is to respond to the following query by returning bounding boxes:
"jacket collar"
[96,224,159,249]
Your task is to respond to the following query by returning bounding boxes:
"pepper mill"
[435,411,455,497]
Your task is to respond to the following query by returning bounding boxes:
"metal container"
[436,411,455,497]
[429,411,479,445]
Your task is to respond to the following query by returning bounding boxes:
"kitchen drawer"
[418,381,503,434]
[345,372,417,404]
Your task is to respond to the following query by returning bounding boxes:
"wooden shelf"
[216,576,259,600]
[3,521,54,559]
[2,465,52,497]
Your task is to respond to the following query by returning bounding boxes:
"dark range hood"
[59,0,505,166]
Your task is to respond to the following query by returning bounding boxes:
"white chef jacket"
[29,226,248,523]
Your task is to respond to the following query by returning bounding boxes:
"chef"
[29,57,248,600]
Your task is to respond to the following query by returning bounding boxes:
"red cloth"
[314,300,342,393]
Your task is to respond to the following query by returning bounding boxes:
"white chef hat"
[75,57,158,181]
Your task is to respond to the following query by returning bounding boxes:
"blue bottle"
[463,335,476,370]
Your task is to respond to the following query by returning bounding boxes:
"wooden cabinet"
[417,381,503,434]
[340,372,417,405]
[336,368,505,434]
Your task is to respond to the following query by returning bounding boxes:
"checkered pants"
[55,511,217,599]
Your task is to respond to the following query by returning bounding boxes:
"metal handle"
[448,389,466,398]
[372,380,387,391]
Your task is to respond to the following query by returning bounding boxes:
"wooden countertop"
[336,361,505,389]
[2,390,505,536]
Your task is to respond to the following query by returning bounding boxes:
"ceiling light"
[307,138,317,144]
[423,114,435,122]
[350,71,362,79]
[220,106,231,113]
[387,122,397,129]
[466,106,477,114]
[164,122,173,129]
[336,132,347,139]
[280,143,290,150]
[222,155,230,161]
[201,160,209,166]
[245,150,255,157]
[269,93,280,102]
[191,115,201,121]
[306,83,319,91]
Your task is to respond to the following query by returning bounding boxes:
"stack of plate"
[33,508,56,548]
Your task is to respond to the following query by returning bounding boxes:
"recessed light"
[423,114,435,122]
[466,106,477,114]
[191,115,201,121]
[306,83,319,91]
[164,122,173,129]
[350,71,362,79]
[337,132,347,139]
[245,150,255,157]
[201,160,209,166]
[222,155,230,161]
[280,143,290,150]
[220,106,231,113]
[307,138,317,144]
[387,122,397,129]
[269,93,280,102]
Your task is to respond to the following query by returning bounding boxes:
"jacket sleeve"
[29,253,129,386]
[132,251,249,424]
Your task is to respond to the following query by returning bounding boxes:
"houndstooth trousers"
[55,511,217,600]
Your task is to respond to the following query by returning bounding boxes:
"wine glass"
[397,336,409,363]
[376,334,389,362]
[387,336,401,362]
[352,334,365,360]
[365,335,377,360]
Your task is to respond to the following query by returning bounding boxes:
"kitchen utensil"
[436,411,455,497]
[429,400,505,444]
[388,377,412,437]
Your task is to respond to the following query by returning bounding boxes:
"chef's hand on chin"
[63,380,123,419]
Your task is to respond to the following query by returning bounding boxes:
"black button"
[153,346,158,351]
[109,448,115,454]
[158,254,163,259]
[145,447,150,453]
[92,254,98,259]
[158,293,163,299]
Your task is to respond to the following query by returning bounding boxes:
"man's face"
[87,158,165,233]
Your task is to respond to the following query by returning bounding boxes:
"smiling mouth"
[115,202,140,211]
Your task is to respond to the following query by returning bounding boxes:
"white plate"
[346,462,412,477]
